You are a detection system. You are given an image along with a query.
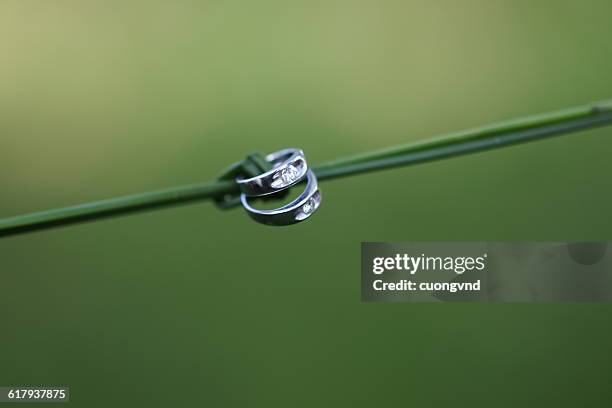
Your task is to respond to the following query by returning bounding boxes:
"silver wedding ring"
[237,148,307,196]
[237,148,321,226]
[241,169,321,226]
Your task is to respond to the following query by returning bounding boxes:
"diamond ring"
[236,148,307,197]
[240,169,322,226]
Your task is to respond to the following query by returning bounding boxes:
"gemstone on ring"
[271,164,300,189]
[302,198,315,214]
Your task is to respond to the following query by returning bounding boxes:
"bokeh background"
[2,1,612,406]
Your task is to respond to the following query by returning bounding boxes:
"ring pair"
[237,148,321,226]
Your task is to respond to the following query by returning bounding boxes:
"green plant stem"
[0,180,237,237]
[2,100,611,237]
[315,100,612,179]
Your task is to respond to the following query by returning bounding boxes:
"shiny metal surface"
[240,169,322,226]
[236,148,308,197]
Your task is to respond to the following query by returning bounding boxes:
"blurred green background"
[2,0,612,406]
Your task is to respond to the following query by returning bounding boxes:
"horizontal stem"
[316,99,612,173]
[314,103,612,180]
[0,180,236,237]
[1,100,611,237]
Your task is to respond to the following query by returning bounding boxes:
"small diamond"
[271,164,299,188]
[281,165,299,184]
[302,198,316,214]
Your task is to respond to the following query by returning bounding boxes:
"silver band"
[236,148,307,197]
[240,169,322,226]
